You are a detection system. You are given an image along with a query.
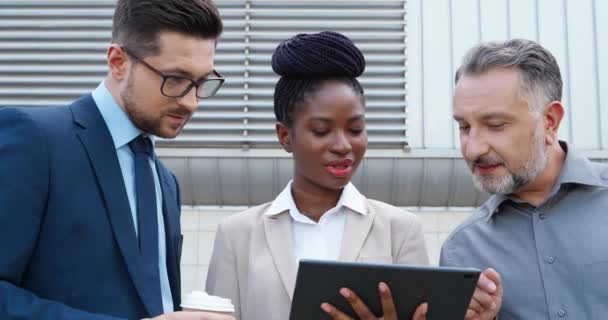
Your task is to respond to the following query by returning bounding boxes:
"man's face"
[453,68,548,195]
[121,31,216,138]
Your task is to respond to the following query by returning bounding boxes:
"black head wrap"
[271,31,366,126]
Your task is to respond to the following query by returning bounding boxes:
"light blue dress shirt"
[92,82,174,313]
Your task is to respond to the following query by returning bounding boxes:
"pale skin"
[105,31,233,320]
[324,68,566,320]
[452,67,566,318]
[106,31,217,139]
[453,68,565,207]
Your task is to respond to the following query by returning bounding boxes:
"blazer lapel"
[70,95,161,316]
[263,212,297,301]
[339,207,376,261]
[156,162,182,308]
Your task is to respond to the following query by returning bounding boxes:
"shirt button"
[546,256,556,264]
[539,213,546,219]
[558,309,567,317]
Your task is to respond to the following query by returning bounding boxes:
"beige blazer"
[206,199,429,320]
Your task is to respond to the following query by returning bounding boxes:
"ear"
[276,122,292,153]
[107,44,130,81]
[542,101,564,145]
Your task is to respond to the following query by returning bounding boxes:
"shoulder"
[366,199,420,223]
[590,161,608,187]
[1,106,47,130]
[1,105,78,148]
[365,199,423,234]
[442,203,492,250]
[217,202,273,233]
[0,107,53,150]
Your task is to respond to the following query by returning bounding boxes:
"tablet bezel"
[289,259,480,320]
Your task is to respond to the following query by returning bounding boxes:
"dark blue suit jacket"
[0,95,183,319]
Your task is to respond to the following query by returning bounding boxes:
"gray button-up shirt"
[440,142,608,320]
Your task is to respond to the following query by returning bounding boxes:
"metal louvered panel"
[0,0,113,107]
[227,0,408,149]
[0,0,408,149]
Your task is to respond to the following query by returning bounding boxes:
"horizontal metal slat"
[246,31,406,41]
[191,112,406,121]
[183,123,406,132]
[157,135,407,145]
[249,1,404,9]
[247,9,405,18]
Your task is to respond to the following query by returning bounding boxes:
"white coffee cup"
[181,291,235,315]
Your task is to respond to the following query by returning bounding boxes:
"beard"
[468,124,548,195]
[120,74,190,139]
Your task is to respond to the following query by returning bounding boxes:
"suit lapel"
[339,206,375,261]
[263,212,297,301]
[70,95,161,316]
[156,162,182,308]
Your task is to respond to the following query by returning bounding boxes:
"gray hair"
[455,39,562,113]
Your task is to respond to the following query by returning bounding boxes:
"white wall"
[406,0,608,151]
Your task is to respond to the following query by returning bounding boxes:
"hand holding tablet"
[321,282,429,320]
[289,260,483,320]
[318,266,503,320]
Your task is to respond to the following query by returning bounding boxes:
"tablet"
[289,259,480,320]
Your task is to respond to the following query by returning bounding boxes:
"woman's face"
[277,81,368,193]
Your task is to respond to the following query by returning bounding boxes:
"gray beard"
[471,125,548,195]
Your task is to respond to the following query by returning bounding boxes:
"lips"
[475,163,503,175]
[166,113,189,126]
[324,159,354,178]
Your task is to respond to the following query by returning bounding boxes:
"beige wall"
[179,207,473,295]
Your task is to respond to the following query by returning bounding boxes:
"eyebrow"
[162,68,213,81]
[308,115,365,122]
[479,112,515,121]
[453,112,514,122]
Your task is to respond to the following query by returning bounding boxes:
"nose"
[178,86,199,112]
[462,128,490,160]
[329,131,352,155]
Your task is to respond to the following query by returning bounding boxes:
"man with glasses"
[0,1,231,319]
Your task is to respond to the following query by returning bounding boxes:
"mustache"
[167,108,194,118]
[470,156,504,167]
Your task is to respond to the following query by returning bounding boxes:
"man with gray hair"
[441,38,608,319]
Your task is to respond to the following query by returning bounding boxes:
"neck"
[290,179,343,222]
[103,77,127,113]
[513,142,566,207]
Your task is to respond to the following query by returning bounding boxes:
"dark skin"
[276,81,428,319]
[322,283,428,320]
[276,80,368,222]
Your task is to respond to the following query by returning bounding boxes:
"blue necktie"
[129,135,163,313]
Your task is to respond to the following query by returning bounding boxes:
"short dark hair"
[271,31,366,127]
[112,0,223,58]
[455,39,562,112]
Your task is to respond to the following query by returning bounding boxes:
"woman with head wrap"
[205,31,429,320]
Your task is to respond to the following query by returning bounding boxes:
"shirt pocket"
[583,259,608,319]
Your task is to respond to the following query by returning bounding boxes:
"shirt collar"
[484,140,606,221]
[556,141,606,187]
[92,81,150,150]
[265,181,368,219]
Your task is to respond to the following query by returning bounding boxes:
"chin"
[326,179,350,190]
[155,126,183,139]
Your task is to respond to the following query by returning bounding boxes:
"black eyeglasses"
[121,47,224,99]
